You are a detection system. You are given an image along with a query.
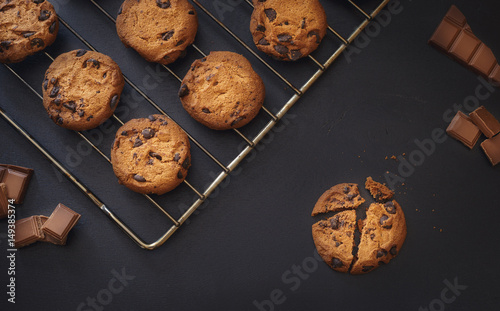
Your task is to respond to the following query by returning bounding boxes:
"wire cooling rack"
[0,0,390,249]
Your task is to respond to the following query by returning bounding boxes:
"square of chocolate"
[15,216,43,248]
[446,5,467,27]
[446,111,481,149]
[449,30,481,64]
[490,64,500,86]
[39,215,66,245]
[429,19,461,51]
[469,106,500,138]
[481,134,500,166]
[0,164,34,204]
[41,203,81,242]
[470,44,497,75]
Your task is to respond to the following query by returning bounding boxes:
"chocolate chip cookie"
[311,183,365,216]
[0,0,59,63]
[42,50,125,131]
[116,0,198,65]
[365,177,394,202]
[179,51,265,130]
[110,114,191,195]
[312,210,357,273]
[350,200,407,274]
[250,0,327,61]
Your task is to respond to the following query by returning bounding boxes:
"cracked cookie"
[0,0,59,63]
[350,200,407,274]
[179,51,265,130]
[42,50,124,131]
[250,0,327,61]
[365,176,394,202]
[312,210,357,273]
[116,0,198,65]
[110,114,191,195]
[311,183,365,216]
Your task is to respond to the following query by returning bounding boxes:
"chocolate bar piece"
[481,134,500,166]
[39,215,66,245]
[14,216,44,248]
[41,203,81,242]
[469,106,500,138]
[429,5,500,86]
[446,111,481,149]
[0,183,8,219]
[0,164,34,204]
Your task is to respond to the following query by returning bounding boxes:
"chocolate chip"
[149,152,162,160]
[161,30,174,41]
[370,233,375,240]
[0,41,11,51]
[331,258,343,268]
[76,49,87,57]
[86,115,93,121]
[256,25,266,32]
[156,0,170,8]
[110,94,119,108]
[177,171,183,179]
[378,261,385,266]
[202,108,210,113]
[188,10,195,15]
[133,138,143,148]
[49,86,60,98]
[63,101,76,112]
[258,37,269,46]
[335,241,341,247]
[362,266,374,272]
[330,217,339,230]
[178,84,189,97]
[142,128,155,139]
[117,5,123,15]
[264,8,276,22]
[277,33,292,42]
[52,97,61,105]
[274,44,288,54]
[290,50,302,61]
[43,78,48,91]
[174,153,180,162]
[301,18,306,29]
[49,21,57,34]
[390,246,398,256]
[343,186,349,194]
[230,116,245,127]
[148,115,157,122]
[379,215,389,226]
[30,38,44,48]
[56,116,63,124]
[134,174,146,182]
[33,0,45,3]
[147,159,154,165]
[161,120,168,126]
[307,30,321,44]
[384,201,397,214]
[39,10,51,21]
[50,77,57,84]
[23,32,36,38]
[346,193,355,201]
[132,153,137,159]
[175,39,185,47]
[84,59,100,69]
[78,110,84,117]
[206,74,214,81]
[121,131,128,136]
[182,157,190,169]
[376,249,388,258]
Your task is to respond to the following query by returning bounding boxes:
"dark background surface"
[1,0,500,310]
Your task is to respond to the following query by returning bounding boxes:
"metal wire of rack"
[0,0,390,249]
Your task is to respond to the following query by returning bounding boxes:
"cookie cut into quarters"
[0,0,59,63]
[116,0,198,65]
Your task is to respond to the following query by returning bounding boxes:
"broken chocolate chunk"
[289,50,302,61]
[256,25,266,32]
[274,44,289,55]
[30,38,44,48]
[331,257,343,268]
[384,201,397,214]
[258,37,269,46]
[49,21,57,34]
[142,128,155,139]
[39,10,51,21]
[390,246,398,256]
[230,116,245,127]
[156,0,170,9]
[63,101,76,112]
[49,86,60,98]
[84,59,100,69]
[161,30,175,41]
[379,215,389,226]
[110,95,119,108]
[307,30,321,44]
[23,32,36,38]
[330,217,339,230]
[376,249,388,258]
[121,131,128,136]
[277,33,292,42]
[177,171,183,179]
[133,138,143,148]
[182,157,190,169]
[202,108,210,113]
[149,152,162,160]
[75,49,87,57]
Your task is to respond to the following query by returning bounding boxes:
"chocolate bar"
[429,5,500,86]
[481,134,500,166]
[0,183,8,219]
[39,215,66,245]
[469,106,500,138]
[41,203,81,242]
[0,164,34,204]
[14,216,44,248]
[446,111,481,149]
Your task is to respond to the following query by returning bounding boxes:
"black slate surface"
[1,0,500,310]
